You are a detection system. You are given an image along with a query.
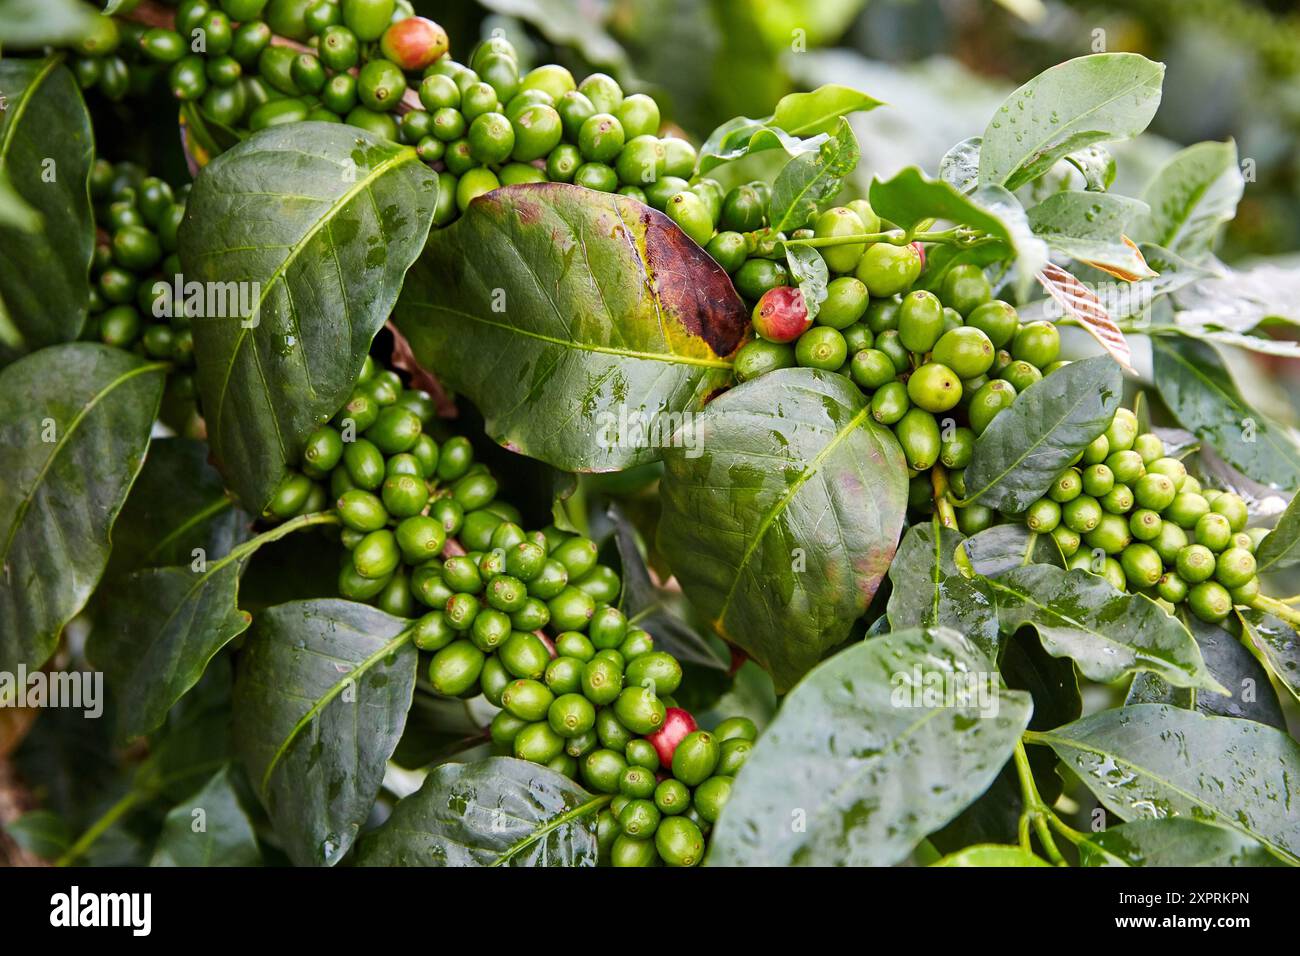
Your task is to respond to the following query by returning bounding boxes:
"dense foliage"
[1,0,1298,868]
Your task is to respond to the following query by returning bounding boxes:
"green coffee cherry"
[613,686,666,735]
[428,640,485,697]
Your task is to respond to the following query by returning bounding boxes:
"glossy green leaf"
[707,627,1031,866]
[355,757,604,866]
[1027,191,1155,280]
[150,766,261,867]
[771,84,884,136]
[698,83,881,173]
[1027,704,1300,865]
[1135,140,1244,259]
[179,123,438,511]
[979,53,1164,191]
[956,523,1064,578]
[89,513,331,742]
[658,369,907,691]
[394,182,747,472]
[1126,611,1284,729]
[962,355,1123,513]
[105,437,249,577]
[0,344,164,672]
[1151,336,1300,490]
[1080,817,1285,867]
[932,844,1050,867]
[768,118,859,232]
[0,56,94,357]
[1254,493,1300,573]
[887,520,999,659]
[988,565,1223,692]
[0,0,98,46]
[233,599,417,866]
[1239,609,1300,705]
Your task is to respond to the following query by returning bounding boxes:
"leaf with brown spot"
[393,183,748,472]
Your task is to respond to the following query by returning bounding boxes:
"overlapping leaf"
[0,56,94,360]
[887,521,999,659]
[355,758,604,867]
[1135,140,1244,259]
[0,344,164,672]
[962,355,1123,512]
[179,123,439,510]
[707,627,1031,866]
[657,369,907,691]
[1028,704,1300,865]
[393,182,747,472]
[233,599,417,866]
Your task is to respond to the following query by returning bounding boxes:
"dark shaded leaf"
[988,565,1222,691]
[233,599,417,866]
[179,123,438,510]
[106,437,250,577]
[608,502,726,670]
[150,765,261,867]
[355,757,605,866]
[0,344,165,671]
[1125,612,1285,729]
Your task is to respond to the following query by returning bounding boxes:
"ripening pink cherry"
[751,286,811,343]
[380,17,450,72]
[647,707,698,767]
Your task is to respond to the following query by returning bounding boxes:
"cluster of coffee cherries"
[735,237,1068,532]
[85,159,195,384]
[998,408,1270,624]
[275,356,755,864]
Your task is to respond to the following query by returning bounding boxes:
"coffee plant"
[1,0,1298,870]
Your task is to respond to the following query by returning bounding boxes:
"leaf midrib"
[712,403,873,636]
[416,304,732,369]
[987,572,1215,691]
[1,359,165,566]
[205,147,419,456]
[1026,725,1299,865]
[259,622,415,795]
[491,793,612,866]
